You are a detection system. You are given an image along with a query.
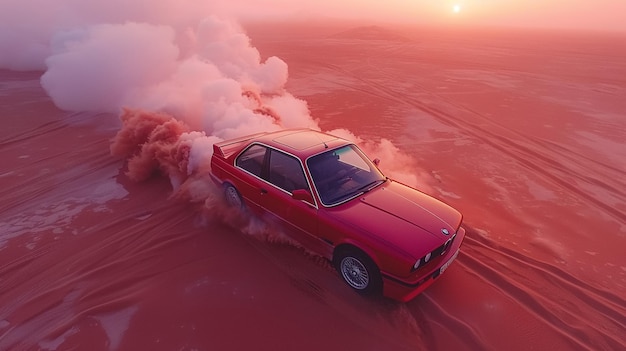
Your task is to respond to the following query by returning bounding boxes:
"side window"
[268,150,308,193]
[236,144,267,177]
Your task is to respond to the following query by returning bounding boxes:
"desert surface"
[1,23,625,350]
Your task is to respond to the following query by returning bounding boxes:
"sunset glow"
[0,1,625,34]
[234,0,626,32]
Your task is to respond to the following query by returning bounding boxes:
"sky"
[1,1,625,33]
[228,0,626,32]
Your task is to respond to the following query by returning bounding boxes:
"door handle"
[260,188,268,194]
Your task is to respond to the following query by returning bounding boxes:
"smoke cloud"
[2,0,433,216]
[42,22,180,112]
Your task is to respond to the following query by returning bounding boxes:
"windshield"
[307,144,385,206]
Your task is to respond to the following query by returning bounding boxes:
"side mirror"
[373,158,380,166]
[292,189,314,203]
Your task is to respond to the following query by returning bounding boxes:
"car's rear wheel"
[335,248,382,295]
[224,184,243,209]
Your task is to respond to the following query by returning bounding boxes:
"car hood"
[328,180,462,258]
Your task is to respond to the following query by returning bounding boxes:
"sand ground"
[1,24,625,350]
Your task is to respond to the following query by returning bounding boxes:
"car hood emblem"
[441,228,450,236]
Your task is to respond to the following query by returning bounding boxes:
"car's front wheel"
[335,248,382,295]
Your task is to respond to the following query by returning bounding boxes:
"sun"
[453,4,462,13]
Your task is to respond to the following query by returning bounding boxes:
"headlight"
[412,251,434,271]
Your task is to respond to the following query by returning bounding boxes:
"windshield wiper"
[326,179,386,205]
[356,179,385,194]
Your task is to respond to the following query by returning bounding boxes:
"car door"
[260,148,328,254]
[234,143,269,214]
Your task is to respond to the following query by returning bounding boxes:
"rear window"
[236,144,267,177]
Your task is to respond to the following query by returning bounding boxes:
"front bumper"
[382,226,466,302]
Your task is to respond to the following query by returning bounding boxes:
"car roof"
[254,129,351,158]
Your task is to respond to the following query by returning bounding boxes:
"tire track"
[457,227,626,351]
[0,203,196,350]
[418,292,494,351]
[316,55,626,224]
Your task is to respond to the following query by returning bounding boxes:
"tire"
[224,184,243,210]
[334,248,382,295]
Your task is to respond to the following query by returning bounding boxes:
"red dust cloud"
[110,109,193,184]
[1,0,625,350]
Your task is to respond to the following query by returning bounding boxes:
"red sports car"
[210,129,465,302]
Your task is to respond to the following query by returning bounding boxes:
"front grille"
[432,233,456,257]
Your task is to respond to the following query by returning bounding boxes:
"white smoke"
[41,23,179,112]
[2,0,432,192]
